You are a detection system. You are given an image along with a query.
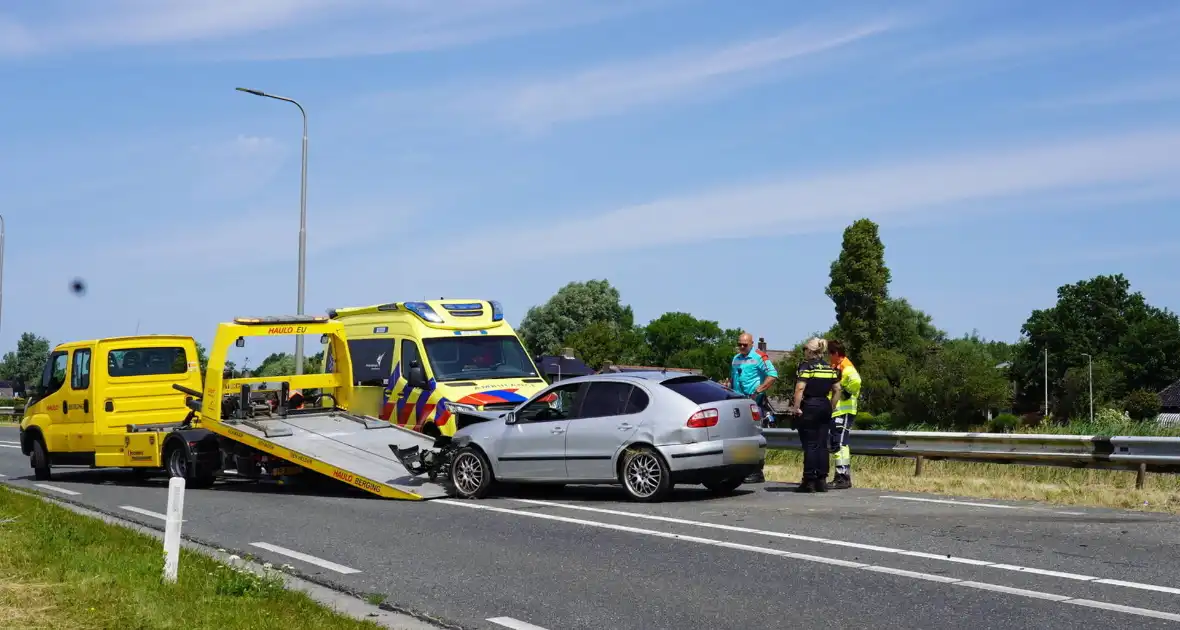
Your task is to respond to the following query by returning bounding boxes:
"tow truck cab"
[18,335,204,478]
[322,299,547,437]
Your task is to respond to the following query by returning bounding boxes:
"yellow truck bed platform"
[206,409,448,500]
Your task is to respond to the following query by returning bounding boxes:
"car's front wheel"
[448,446,494,499]
[619,447,672,502]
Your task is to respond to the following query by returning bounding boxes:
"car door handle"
[83,399,89,413]
[618,423,633,430]
[551,426,566,434]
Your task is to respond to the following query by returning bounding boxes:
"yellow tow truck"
[19,316,448,500]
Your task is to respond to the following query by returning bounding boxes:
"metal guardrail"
[0,405,23,417]
[763,428,1180,488]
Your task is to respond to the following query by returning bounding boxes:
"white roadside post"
[162,476,186,582]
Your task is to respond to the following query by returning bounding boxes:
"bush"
[1123,389,1162,421]
[987,413,1020,433]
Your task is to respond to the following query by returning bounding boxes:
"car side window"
[401,339,422,370]
[41,351,69,396]
[578,382,636,418]
[624,386,649,414]
[517,383,582,422]
[71,349,92,390]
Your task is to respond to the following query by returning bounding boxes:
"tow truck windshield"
[422,335,538,382]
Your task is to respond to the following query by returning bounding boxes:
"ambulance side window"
[400,340,422,370]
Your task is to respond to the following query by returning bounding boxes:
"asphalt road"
[3,426,1180,629]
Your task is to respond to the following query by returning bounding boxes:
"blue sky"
[2,0,1180,363]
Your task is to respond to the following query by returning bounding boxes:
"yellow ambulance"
[323,300,549,436]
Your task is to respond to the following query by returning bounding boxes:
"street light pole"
[236,87,309,375]
[1043,348,1048,418]
[1082,353,1093,423]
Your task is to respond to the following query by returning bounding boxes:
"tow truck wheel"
[448,446,493,499]
[165,444,215,489]
[30,438,50,481]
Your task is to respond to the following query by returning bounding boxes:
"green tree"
[641,312,740,379]
[1055,358,1118,421]
[562,321,650,370]
[195,342,209,376]
[517,280,635,356]
[0,332,52,392]
[895,338,1012,429]
[826,219,891,357]
[876,297,945,359]
[252,351,324,378]
[1011,274,1180,415]
[1123,388,1162,421]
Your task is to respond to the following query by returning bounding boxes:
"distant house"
[599,364,703,376]
[0,380,15,399]
[1159,380,1180,428]
[757,337,792,365]
[536,355,595,382]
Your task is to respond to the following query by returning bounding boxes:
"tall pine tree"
[825,219,891,357]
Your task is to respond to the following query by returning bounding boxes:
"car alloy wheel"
[624,452,663,498]
[452,451,485,497]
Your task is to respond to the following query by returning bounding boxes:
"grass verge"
[764,450,1180,514]
[0,485,381,630]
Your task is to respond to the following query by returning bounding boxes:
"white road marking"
[249,542,361,575]
[435,500,1180,623]
[33,483,79,496]
[881,495,1086,515]
[119,505,167,521]
[487,617,552,630]
[512,498,1180,595]
[0,444,21,449]
[0,440,20,445]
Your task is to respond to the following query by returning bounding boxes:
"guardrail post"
[1136,463,1146,490]
[914,456,924,476]
[162,476,186,583]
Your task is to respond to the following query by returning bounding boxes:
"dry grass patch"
[764,451,1180,514]
[0,485,382,630]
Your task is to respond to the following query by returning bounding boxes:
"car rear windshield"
[662,376,745,404]
[107,347,188,376]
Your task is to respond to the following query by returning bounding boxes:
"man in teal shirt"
[730,332,778,483]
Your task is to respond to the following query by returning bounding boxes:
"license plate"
[729,442,759,463]
[270,466,302,476]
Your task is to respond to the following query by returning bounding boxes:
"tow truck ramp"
[207,411,450,500]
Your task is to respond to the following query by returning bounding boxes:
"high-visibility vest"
[829,357,861,417]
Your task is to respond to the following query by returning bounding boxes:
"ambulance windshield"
[421,335,538,382]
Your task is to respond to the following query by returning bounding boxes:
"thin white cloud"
[0,0,651,60]
[899,10,1180,72]
[490,19,900,132]
[433,127,1180,264]
[363,17,903,135]
[1035,77,1180,109]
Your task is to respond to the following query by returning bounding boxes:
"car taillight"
[750,404,761,423]
[687,408,719,428]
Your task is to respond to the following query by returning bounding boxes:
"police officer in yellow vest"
[826,340,861,489]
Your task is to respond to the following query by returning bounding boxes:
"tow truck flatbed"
[207,409,449,500]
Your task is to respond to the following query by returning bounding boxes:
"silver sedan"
[440,371,767,502]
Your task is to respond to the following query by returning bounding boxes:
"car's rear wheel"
[702,474,744,495]
[619,447,672,502]
[448,446,494,499]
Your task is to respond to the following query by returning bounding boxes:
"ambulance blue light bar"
[403,301,444,323]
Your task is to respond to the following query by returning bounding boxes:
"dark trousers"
[798,403,833,481]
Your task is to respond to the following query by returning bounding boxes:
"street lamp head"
[235,87,267,97]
